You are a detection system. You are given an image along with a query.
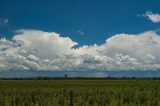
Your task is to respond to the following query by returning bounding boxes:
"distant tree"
[64,74,68,78]
[107,76,111,79]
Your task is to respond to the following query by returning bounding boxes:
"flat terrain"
[0,79,160,106]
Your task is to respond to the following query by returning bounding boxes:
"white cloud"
[95,72,106,77]
[1,29,160,71]
[77,30,85,35]
[4,19,8,24]
[144,11,160,23]
[0,18,9,26]
[13,29,78,59]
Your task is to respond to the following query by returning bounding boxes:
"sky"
[1,0,160,72]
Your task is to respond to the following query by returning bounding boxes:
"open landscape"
[0,79,160,106]
[1,0,160,106]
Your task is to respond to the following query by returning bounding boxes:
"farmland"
[0,79,160,106]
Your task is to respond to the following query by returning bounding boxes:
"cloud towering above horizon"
[1,29,160,71]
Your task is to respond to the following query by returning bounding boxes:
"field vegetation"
[0,79,160,106]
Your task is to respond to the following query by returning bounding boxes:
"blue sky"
[0,0,160,46]
[1,0,160,73]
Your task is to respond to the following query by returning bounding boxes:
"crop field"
[0,79,160,106]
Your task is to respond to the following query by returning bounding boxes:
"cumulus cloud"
[1,29,160,71]
[144,11,160,23]
[13,29,78,59]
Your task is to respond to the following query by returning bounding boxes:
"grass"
[0,79,160,106]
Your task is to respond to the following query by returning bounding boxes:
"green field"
[0,79,160,106]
